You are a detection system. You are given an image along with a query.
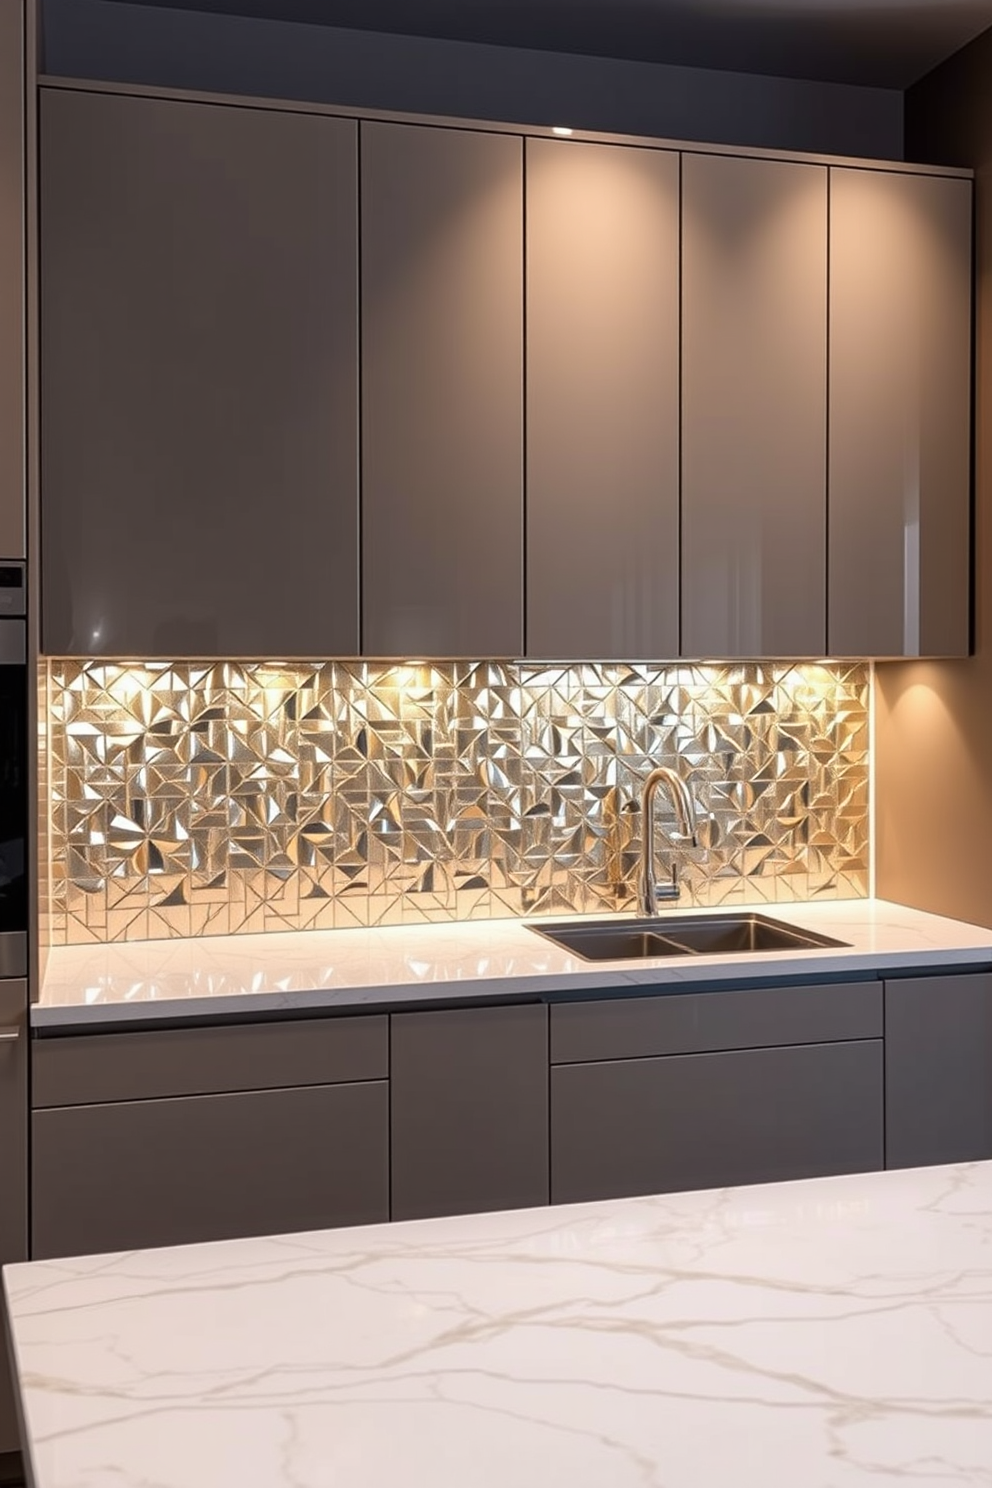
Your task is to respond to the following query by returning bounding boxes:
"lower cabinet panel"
[885,974,992,1169]
[32,1081,389,1259]
[391,1004,549,1221]
[0,984,27,1456]
[551,1040,883,1205]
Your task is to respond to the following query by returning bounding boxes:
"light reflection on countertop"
[34,897,992,1028]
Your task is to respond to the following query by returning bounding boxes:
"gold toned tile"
[43,659,870,944]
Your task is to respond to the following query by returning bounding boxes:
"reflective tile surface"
[43,660,869,944]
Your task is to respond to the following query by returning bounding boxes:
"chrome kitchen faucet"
[638,766,698,915]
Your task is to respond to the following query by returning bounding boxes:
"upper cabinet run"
[35,83,973,661]
[0,0,24,561]
[681,154,828,659]
[829,169,973,658]
[40,89,360,656]
[525,139,680,660]
[361,122,524,658]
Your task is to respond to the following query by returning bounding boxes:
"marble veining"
[5,1162,992,1487]
[34,897,992,1027]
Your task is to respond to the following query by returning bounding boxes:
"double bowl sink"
[528,912,848,962]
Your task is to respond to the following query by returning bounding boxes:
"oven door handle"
[0,1026,20,1042]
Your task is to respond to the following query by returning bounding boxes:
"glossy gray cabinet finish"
[681,153,827,658]
[885,973,992,1169]
[33,1014,387,1107]
[525,139,680,659]
[550,980,881,1064]
[0,983,27,1455]
[829,169,972,658]
[32,1080,389,1258]
[552,1039,883,1204]
[391,1004,548,1221]
[0,0,24,561]
[40,88,359,656]
[361,122,523,658]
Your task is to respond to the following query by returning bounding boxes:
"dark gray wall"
[875,29,992,924]
[41,0,905,159]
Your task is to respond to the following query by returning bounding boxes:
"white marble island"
[5,1162,992,1487]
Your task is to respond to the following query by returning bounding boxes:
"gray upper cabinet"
[0,0,24,562]
[361,122,524,658]
[681,153,828,658]
[525,139,680,660]
[829,169,972,658]
[39,88,359,656]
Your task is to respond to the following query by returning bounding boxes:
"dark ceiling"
[107,0,992,89]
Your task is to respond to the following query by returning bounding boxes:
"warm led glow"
[552,126,574,137]
[42,657,870,947]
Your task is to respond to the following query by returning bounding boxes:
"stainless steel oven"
[0,561,25,980]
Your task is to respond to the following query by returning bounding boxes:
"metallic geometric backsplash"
[43,660,870,945]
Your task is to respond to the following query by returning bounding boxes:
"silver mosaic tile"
[43,660,870,944]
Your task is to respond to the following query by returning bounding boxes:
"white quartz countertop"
[34,897,992,1027]
[5,1161,992,1487]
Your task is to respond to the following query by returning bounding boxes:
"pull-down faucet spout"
[638,767,698,916]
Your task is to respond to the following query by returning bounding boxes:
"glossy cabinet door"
[0,0,24,561]
[681,153,828,658]
[885,973,992,1169]
[829,169,972,657]
[391,1004,549,1221]
[40,88,359,656]
[0,983,27,1455]
[525,139,680,659]
[32,1081,389,1258]
[552,1039,883,1205]
[361,122,524,658]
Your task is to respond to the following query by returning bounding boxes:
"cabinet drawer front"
[551,1040,883,1205]
[32,1081,389,1258]
[550,981,880,1064]
[33,1014,388,1107]
[885,973,992,1169]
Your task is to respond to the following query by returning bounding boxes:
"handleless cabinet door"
[391,1004,548,1221]
[885,973,992,1169]
[526,140,680,659]
[829,169,972,658]
[361,123,523,658]
[0,0,24,561]
[40,89,359,656]
[0,982,27,1455]
[682,154,827,658]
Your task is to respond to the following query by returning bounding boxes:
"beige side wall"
[875,31,992,926]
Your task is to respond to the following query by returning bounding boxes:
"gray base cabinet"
[390,1004,549,1221]
[32,1081,389,1259]
[0,984,27,1456]
[551,1040,884,1205]
[31,1014,390,1259]
[26,969,992,1269]
[885,973,992,1169]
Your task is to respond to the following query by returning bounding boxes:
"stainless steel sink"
[527,912,849,961]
